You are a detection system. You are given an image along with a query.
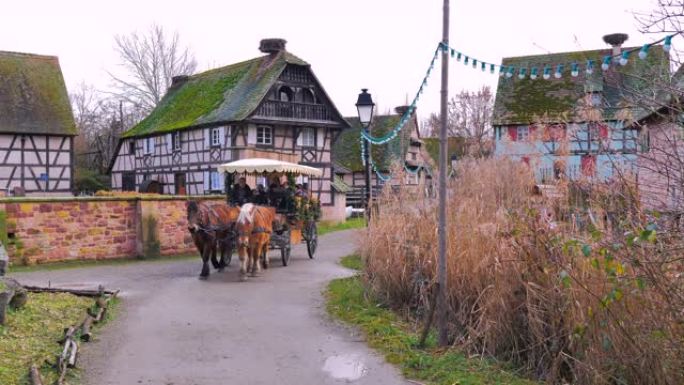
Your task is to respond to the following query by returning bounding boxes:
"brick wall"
[0,196,224,265]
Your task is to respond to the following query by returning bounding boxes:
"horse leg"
[217,241,226,272]
[217,233,228,271]
[261,238,269,270]
[238,246,249,281]
[210,237,221,270]
[249,241,261,277]
[199,242,211,279]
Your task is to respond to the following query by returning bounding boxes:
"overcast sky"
[0,0,666,121]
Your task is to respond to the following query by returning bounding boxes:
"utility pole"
[437,0,450,347]
[364,137,372,219]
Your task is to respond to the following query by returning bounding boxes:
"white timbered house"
[0,51,77,195]
[110,39,349,209]
[334,106,433,191]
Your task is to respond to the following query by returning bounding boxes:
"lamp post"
[356,88,375,220]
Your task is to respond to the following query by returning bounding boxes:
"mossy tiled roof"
[122,51,309,138]
[422,137,468,166]
[0,51,76,136]
[493,46,670,125]
[333,115,413,172]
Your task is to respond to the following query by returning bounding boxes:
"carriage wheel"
[281,247,291,266]
[306,221,318,259]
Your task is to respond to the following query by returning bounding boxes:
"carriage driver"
[233,177,253,205]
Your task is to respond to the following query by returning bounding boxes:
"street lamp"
[356,88,375,219]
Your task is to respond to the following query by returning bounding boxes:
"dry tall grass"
[361,158,683,384]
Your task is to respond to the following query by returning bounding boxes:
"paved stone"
[11,229,409,385]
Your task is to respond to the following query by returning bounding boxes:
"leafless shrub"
[361,158,683,384]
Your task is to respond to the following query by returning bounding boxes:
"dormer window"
[516,126,529,141]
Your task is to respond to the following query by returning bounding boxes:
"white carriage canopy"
[217,158,323,177]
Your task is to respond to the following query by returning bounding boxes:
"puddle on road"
[323,354,368,381]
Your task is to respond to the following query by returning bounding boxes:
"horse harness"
[193,205,237,241]
[237,207,272,237]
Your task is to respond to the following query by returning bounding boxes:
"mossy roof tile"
[122,51,310,138]
[333,115,413,172]
[493,46,670,125]
[0,51,77,136]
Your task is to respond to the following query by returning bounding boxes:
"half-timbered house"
[493,34,670,182]
[110,39,348,215]
[333,106,433,200]
[0,51,77,195]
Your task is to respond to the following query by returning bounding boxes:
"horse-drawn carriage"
[187,158,322,279]
[217,158,321,266]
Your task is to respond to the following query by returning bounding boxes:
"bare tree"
[422,86,494,156]
[421,112,440,137]
[70,84,145,175]
[110,24,197,112]
[636,1,684,35]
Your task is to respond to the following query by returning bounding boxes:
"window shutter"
[150,137,156,153]
[203,171,210,193]
[508,127,517,141]
[218,171,225,191]
[166,133,173,152]
[316,128,324,148]
[204,129,211,148]
[247,125,257,144]
[219,126,226,146]
[226,125,232,147]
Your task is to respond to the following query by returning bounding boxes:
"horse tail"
[237,203,255,225]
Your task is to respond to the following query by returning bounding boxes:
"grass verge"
[318,217,366,236]
[0,292,119,385]
[326,262,536,385]
[340,254,364,271]
[9,253,196,274]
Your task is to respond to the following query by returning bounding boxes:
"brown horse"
[235,203,276,280]
[186,201,240,279]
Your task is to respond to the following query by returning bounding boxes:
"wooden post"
[29,365,43,385]
[80,315,94,342]
[437,0,450,347]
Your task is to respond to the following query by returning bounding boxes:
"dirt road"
[11,229,409,385]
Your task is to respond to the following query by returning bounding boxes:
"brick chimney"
[603,33,629,56]
[395,105,414,115]
[171,75,189,87]
[259,38,287,55]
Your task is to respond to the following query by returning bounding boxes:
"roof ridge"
[0,50,58,61]
[502,45,658,61]
[189,56,263,79]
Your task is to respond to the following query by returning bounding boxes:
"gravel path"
[10,229,409,385]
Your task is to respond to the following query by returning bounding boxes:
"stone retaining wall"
[0,196,224,265]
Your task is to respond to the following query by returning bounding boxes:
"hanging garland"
[444,34,676,80]
[370,157,392,182]
[358,34,677,175]
[360,43,442,145]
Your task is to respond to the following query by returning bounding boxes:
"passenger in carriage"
[233,177,253,205]
[254,184,268,205]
